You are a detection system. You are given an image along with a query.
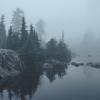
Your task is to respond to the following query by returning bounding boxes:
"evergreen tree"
[11,8,24,33]
[12,34,21,51]
[30,25,40,49]
[20,17,28,47]
[6,26,21,51]
[26,25,38,63]
[20,24,42,64]
[29,25,43,62]
[0,15,6,48]
[46,38,72,62]
[57,40,72,62]
[46,38,58,59]
[6,26,13,49]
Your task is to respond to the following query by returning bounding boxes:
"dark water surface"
[0,57,100,100]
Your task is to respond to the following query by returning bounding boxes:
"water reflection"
[45,63,68,82]
[1,56,100,100]
[0,64,43,100]
[0,63,68,100]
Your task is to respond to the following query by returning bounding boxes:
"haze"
[0,0,100,46]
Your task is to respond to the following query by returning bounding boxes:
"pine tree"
[19,24,44,65]
[11,8,24,33]
[20,17,28,47]
[6,26,13,49]
[46,38,72,62]
[26,25,37,63]
[30,25,40,49]
[6,26,21,51]
[46,38,58,59]
[0,15,6,48]
[57,40,71,62]
[24,25,41,63]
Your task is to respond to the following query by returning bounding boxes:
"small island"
[0,9,72,86]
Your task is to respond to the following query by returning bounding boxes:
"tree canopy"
[0,9,72,66]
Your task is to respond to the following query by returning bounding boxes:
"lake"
[0,56,100,100]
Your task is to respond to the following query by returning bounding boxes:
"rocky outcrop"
[43,59,68,69]
[87,62,100,68]
[71,62,84,67]
[0,49,22,79]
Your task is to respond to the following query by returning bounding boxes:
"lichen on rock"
[0,49,22,79]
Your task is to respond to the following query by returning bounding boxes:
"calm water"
[0,56,100,100]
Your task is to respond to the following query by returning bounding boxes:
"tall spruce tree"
[12,8,24,33]
[6,26,13,49]
[57,40,72,62]
[0,15,6,48]
[20,24,41,64]
[30,25,40,49]
[20,17,28,47]
[26,25,37,63]
[6,26,21,51]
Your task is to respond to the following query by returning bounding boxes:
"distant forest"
[0,8,72,66]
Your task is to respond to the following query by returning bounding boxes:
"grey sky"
[0,0,99,46]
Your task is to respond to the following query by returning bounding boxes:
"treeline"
[0,9,72,65]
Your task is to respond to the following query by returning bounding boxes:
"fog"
[0,0,100,52]
[1,1,100,100]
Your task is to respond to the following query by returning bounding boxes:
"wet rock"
[0,49,22,79]
[87,62,100,68]
[71,62,84,67]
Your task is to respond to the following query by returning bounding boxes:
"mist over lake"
[0,0,100,100]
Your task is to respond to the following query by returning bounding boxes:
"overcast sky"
[0,0,100,46]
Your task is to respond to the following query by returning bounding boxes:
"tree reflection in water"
[45,63,68,82]
[0,63,68,100]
